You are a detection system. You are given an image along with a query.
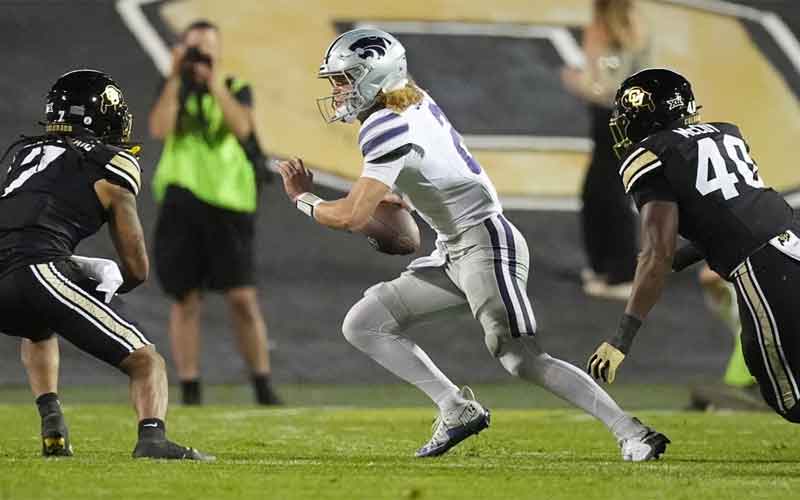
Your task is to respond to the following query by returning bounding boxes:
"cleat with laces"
[41,413,73,457]
[619,418,670,461]
[132,439,215,461]
[415,386,490,458]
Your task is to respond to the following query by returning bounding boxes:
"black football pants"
[733,243,800,422]
[0,259,151,368]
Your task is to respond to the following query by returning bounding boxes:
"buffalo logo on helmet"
[620,86,656,112]
[348,36,390,60]
[99,85,123,114]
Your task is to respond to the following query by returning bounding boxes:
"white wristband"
[296,192,323,218]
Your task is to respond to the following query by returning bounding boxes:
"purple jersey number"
[428,102,482,174]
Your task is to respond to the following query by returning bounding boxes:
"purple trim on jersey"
[358,112,401,145]
[361,124,409,157]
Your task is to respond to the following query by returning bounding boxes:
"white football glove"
[70,255,124,304]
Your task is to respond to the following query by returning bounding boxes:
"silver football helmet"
[317,28,408,123]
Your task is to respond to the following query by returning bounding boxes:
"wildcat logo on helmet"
[620,86,656,112]
[100,85,123,114]
[348,36,390,60]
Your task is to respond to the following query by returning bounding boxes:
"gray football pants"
[360,213,536,355]
[342,214,640,439]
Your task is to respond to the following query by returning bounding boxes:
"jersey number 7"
[695,134,764,200]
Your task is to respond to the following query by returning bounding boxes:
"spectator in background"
[148,20,280,405]
[562,0,651,300]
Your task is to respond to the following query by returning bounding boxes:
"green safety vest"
[152,77,257,213]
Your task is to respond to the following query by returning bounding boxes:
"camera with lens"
[181,46,213,84]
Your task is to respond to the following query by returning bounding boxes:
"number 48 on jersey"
[695,134,764,200]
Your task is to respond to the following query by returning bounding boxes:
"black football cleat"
[41,413,73,457]
[132,439,215,461]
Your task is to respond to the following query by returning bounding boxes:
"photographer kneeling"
[148,20,280,406]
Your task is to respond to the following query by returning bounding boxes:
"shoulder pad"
[710,122,743,137]
[619,144,663,193]
[358,109,410,163]
[103,148,142,195]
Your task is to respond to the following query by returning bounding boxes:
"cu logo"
[621,87,655,112]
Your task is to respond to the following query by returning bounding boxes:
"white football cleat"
[415,386,490,458]
[619,419,670,461]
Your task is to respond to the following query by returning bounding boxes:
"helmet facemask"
[106,108,133,145]
[609,110,633,160]
[317,64,371,123]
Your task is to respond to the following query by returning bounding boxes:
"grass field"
[0,383,797,500]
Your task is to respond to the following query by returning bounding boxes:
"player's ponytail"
[377,81,423,113]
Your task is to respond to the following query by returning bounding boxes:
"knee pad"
[341,293,398,347]
[478,295,536,358]
[496,337,550,380]
[484,330,505,358]
[478,297,512,358]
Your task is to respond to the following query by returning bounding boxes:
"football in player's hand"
[360,202,421,255]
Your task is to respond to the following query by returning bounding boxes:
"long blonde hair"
[595,0,640,50]
[377,81,424,112]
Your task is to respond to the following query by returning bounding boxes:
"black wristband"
[610,314,642,354]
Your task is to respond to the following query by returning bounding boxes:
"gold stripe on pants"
[735,260,798,412]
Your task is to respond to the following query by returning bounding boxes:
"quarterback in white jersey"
[278,28,668,460]
[358,92,502,239]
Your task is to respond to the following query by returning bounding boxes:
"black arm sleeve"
[630,171,677,210]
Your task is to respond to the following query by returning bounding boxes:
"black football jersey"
[620,122,794,278]
[0,136,141,278]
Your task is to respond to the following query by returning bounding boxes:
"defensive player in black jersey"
[586,68,800,423]
[0,69,211,459]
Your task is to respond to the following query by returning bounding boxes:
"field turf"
[0,383,797,500]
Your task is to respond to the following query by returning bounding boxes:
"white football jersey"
[358,91,502,240]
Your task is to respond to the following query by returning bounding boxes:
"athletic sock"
[181,379,202,405]
[343,296,461,413]
[36,392,62,418]
[434,389,469,414]
[138,418,166,442]
[499,339,646,441]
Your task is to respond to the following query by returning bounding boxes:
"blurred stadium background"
[0,0,798,393]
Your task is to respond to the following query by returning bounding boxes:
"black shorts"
[733,239,800,422]
[0,259,151,368]
[154,185,255,300]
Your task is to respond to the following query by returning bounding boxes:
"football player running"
[0,70,211,459]
[587,68,800,424]
[278,29,668,460]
